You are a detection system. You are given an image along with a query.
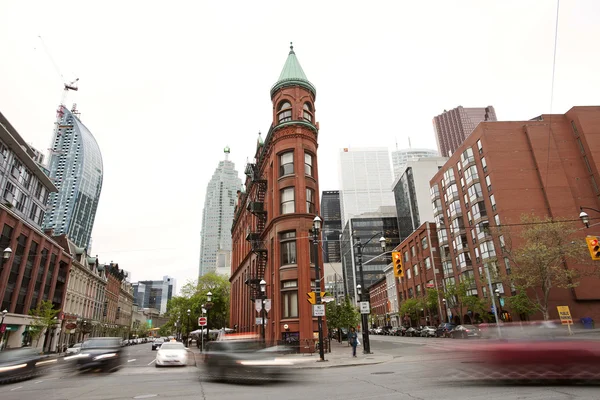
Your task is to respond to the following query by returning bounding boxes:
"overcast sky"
[1,0,598,290]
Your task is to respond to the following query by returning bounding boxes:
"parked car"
[449,325,481,339]
[0,347,52,384]
[152,338,165,351]
[420,326,436,337]
[66,343,82,355]
[75,337,124,372]
[405,327,421,337]
[435,323,456,338]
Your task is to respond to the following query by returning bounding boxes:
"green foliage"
[400,298,422,324]
[326,297,359,334]
[28,300,60,347]
[165,272,230,334]
[444,277,487,324]
[504,214,589,320]
[505,287,537,318]
[424,289,439,314]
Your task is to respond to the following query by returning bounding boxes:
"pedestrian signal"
[392,251,404,278]
[586,236,600,260]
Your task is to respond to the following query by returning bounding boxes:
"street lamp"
[0,309,7,351]
[186,309,191,347]
[259,279,266,344]
[442,299,448,323]
[312,216,326,362]
[2,248,11,260]
[205,292,213,337]
[354,232,386,355]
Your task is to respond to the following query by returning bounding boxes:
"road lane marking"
[128,359,137,362]
[147,359,156,365]
[34,380,43,384]
[10,386,22,391]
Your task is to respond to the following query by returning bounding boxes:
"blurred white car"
[66,343,82,355]
[155,342,188,367]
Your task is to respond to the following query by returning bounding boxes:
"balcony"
[247,201,266,214]
[246,231,267,253]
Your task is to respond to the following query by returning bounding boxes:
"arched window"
[278,102,292,123]
[303,103,313,123]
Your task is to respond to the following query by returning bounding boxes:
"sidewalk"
[188,340,393,369]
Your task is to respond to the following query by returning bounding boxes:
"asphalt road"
[1,338,599,400]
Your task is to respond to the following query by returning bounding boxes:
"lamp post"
[354,233,386,355]
[578,206,600,228]
[442,299,448,323]
[205,292,213,342]
[312,216,326,362]
[186,309,191,347]
[259,279,266,344]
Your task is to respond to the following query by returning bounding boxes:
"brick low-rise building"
[429,106,600,324]
[368,276,388,328]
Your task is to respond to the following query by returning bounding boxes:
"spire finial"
[289,41,294,54]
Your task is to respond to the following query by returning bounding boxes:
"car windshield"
[159,343,184,350]
[82,339,121,349]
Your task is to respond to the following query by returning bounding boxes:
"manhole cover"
[371,371,394,375]
[133,395,158,399]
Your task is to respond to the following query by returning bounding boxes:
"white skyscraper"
[391,148,438,179]
[199,147,242,277]
[338,147,395,226]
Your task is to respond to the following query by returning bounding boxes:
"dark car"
[152,338,165,351]
[75,337,123,372]
[203,336,293,382]
[405,327,421,337]
[449,324,481,339]
[435,323,456,338]
[0,347,52,384]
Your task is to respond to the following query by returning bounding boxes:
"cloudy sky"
[1,0,598,290]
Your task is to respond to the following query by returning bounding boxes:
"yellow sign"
[557,306,573,325]
[306,292,326,305]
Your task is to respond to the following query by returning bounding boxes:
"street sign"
[313,304,326,317]
[264,299,271,312]
[359,301,370,314]
[499,297,505,307]
[425,283,435,289]
[491,305,496,313]
[255,299,262,313]
[322,296,335,303]
[256,317,265,325]
[198,317,207,327]
[557,306,573,325]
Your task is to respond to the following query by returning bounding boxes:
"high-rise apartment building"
[430,106,600,324]
[132,276,176,315]
[338,147,395,227]
[340,207,400,302]
[391,148,438,179]
[393,157,448,240]
[320,190,341,263]
[433,106,497,157]
[198,147,241,277]
[43,104,103,250]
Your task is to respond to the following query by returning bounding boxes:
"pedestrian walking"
[348,327,358,357]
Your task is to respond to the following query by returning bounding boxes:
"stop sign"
[198,317,207,326]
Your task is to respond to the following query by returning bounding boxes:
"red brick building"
[0,206,73,349]
[230,45,323,347]
[103,263,124,333]
[368,276,388,327]
[395,222,444,326]
[429,106,600,324]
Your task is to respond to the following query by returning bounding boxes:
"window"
[477,139,483,154]
[411,246,416,257]
[485,175,492,192]
[421,237,428,250]
[494,214,500,226]
[425,257,431,269]
[461,147,475,167]
[471,201,487,221]
[468,183,483,203]
[282,290,298,318]
[303,103,313,123]
[279,151,294,176]
[280,231,297,265]
[278,101,292,123]
[464,165,479,185]
[406,268,412,279]
[3,181,15,201]
[280,188,295,214]
[481,157,487,173]
[413,264,418,276]
[306,188,315,214]
[480,241,496,260]
[490,194,496,211]
[304,153,313,176]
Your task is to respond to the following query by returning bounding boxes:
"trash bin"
[580,317,594,329]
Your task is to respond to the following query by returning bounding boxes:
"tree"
[424,289,440,320]
[326,297,359,341]
[503,214,589,320]
[444,278,487,324]
[165,272,231,336]
[28,300,60,348]
[505,286,537,320]
[399,298,422,326]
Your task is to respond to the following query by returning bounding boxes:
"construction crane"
[36,35,79,106]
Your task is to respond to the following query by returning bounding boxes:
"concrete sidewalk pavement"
[188,340,393,369]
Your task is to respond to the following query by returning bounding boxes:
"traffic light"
[586,236,600,260]
[392,251,404,278]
